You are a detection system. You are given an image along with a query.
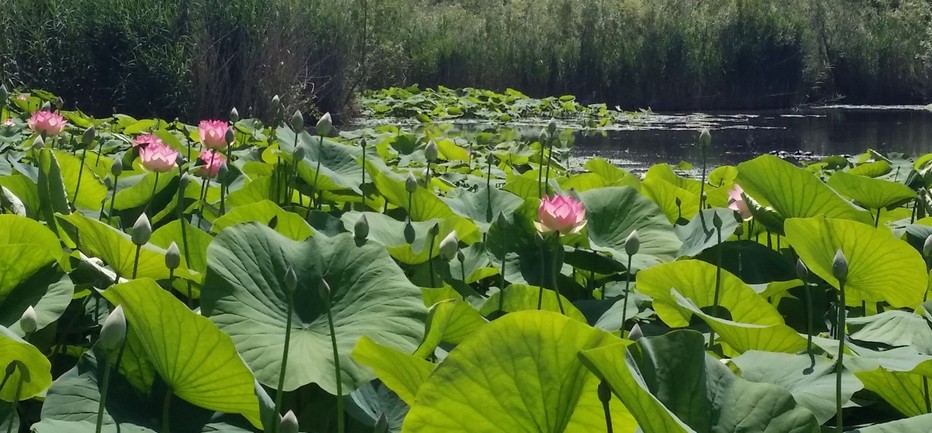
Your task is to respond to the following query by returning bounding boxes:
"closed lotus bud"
[319,278,331,300]
[924,234,932,258]
[374,413,389,433]
[734,223,744,237]
[712,212,723,230]
[82,126,96,147]
[360,136,367,150]
[675,197,682,208]
[457,249,466,263]
[293,145,306,161]
[284,266,297,296]
[41,101,52,111]
[547,118,558,135]
[20,306,38,334]
[404,218,416,244]
[439,231,459,261]
[280,410,299,433]
[271,95,281,113]
[98,305,127,351]
[699,128,711,149]
[425,140,438,162]
[796,258,809,281]
[111,157,123,177]
[625,230,640,256]
[597,381,612,405]
[290,110,304,132]
[229,107,240,123]
[354,214,369,240]
[628,323,644,341]
[131,213,151,246]
[538,129,548,145]
[316,112,333,137]
[832,249,848,282]
[165,242,181,270]
[224,127,235,146]
[5,361,16,376]
[0,84,7,102]
[103,175,113,189]
[32,135,45,150]
[405,172,417,193]
[428,223,440,238]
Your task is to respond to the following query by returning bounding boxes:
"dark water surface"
[571,105,932,170]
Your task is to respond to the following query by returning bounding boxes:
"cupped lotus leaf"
[36,148,70,232]
[202,224,426,395]
[1,266,73,336]
[367,162,461,222]
[828,171,915,210]
[848,310,932,353]
[731,351,863,423]
[585,158,641,189]
[413,299,487,358]
[641,177,698,223]
[402,310,636,433]
[636,259,784,328]
[848,159,892,177]
[277,126,367,193]
[103,279,262,427]
[708,165,738,187]
[341,212,478,264]
[675,208,740,258]
[479,284,586,322]
[442,185,523,232]
[673,290,808,354]
[736,154,873,224]
[53,149,107,210]
[581,330,820,433]
[579,186,681,271]
[211,199,313,241]
[0,174,39,217]
[785,216,927,307]
[0,326,52,401]
[352,336,434,406]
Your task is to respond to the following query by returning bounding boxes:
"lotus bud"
[317,112,333,137]
[293,145,306,161]
[98,305,127,351]
[403,218,416,244]
[103,175,113,189]
[279,410,299,433]
[131,213,151,246]
[284,266,297,296]
[111,157,123,177]
[428,223,440,238]
[271,95,281,115]
[497,211,508,227]
[224,127,235,146]
[319,278,332,300]
[354,214,369,240]
[699,128,711,149]
[0,84,7,102]
[625,230,640,256]
[290,110,304,132]
[41,101,52,112]
[924,234,932,258]
[832,249,848,282]
[547,118,558,135]
[487,152,496,166]
[439,231,459,261]
[165,242,181,270]
[627,323,644,341]
[794,259,808,282]
[217,163,229,181]
[374,413,389,433]
[5,361,16,376]
[405,172,417,193]
[32,135,45,150]
[20,306,38,334]
[425,140,439,162]
[229,107,240,123]
[360,136,367,150]
[712,212,723,230]
[457,249,466,263]
[597,380,612,404]
[675,197,682,208]
[734,223,744,237]
[82,126,96,147]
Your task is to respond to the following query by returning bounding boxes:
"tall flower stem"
[312,136,323,209]
[95,356,114,433]
[543,135,556,196]
[551,234,565,315]
[161,387,172,433]
[4,363,23,433]
[75,148,87,202]
[107,174,120,225]
[427,232,438,288]
[836,279,847,432]
[132,245,142,279]
[620,255,634,329]
[321,280,345,433]
[198,151,215,220]
[598,381,613,433]
[360,141,367,210]
[273,289,295,433]
[708,225,723,350]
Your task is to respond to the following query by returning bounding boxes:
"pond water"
[570,105,932,170]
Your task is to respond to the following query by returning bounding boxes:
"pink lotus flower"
[728,184,752,220]
[17,94,28,101]
[2,118,13,127]
[133,134,164,149]
[138,142,179,173]
[27,110,66,136]
[535,194,587,235]
[196,150,227,178]
[198,120,230,151]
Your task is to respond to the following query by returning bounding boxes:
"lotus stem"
[313,136,323,209]
[874,208,881,228]
[132,245,141,280]
[538,242,546,310]
[360,141,367,210]
[708,225,723,350]
[4,363,23,433]
[321,281,345,433]
[273,289,295,433]
[95,139,104,166]
[598,381,613,433]
[836,278,847,432]
[198,153,214,218]
[161,387,172,433]
[428,231,437,288]
[543,135,555,196]
[803,282,813,355]
[95,355,114,433]
[75,148,87,202]
[551,234,565,315]
[620,255,633,330]
[108,174,119,225]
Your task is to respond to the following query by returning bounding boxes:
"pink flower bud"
[198,120,230,151]
[196,150,227,178]
[27,110,67,136]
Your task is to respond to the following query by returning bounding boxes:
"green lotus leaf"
[479,284,586,322]
[113,170,177,211]
[579,186,681,271]
[0,214,61,258]
[828,171,915,210]
[442,185,523,232]
[641,177,698,223]
[402,310,636,433]
[736,154,873,224]
[848,159,892,177]
[103,279,262,427]
[352,336,433,405]
[368,162,466,223]
[36,148,71,232]
[278,126,365,194]
[731,351,863,423]
[675,208,740,258]
[0,174,39,217]
[341,212,477,264]
[584,158,641,189]
[637,259,784,328]
[785,216,927,307]
[1,265,73,336]
[695,240,796,284]
[851,413,932,432]
[848,310,932,353]
[0,325,52,401]
[53,149,108,210]
[211,199,314,241]
[581,330,820,433]
[0,401,18,432]
[413,299,487,358]
[853,361,932,417]
[202,224,426,395]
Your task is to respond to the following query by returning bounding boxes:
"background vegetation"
[1,0,931,120]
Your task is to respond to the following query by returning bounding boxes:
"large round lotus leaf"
[201,224,426,395]
[579,186,681,271]
[785,216,927,307]
[736,155,873,224]
[828,171,916,210]
[637,259,784,328]
[402,310,636,433]
[0,326,52,401]
[103,279,262,427]
[53,149,108,211]
[0,215,61,258]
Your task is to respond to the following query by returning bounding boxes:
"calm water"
[571,105,932,170]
